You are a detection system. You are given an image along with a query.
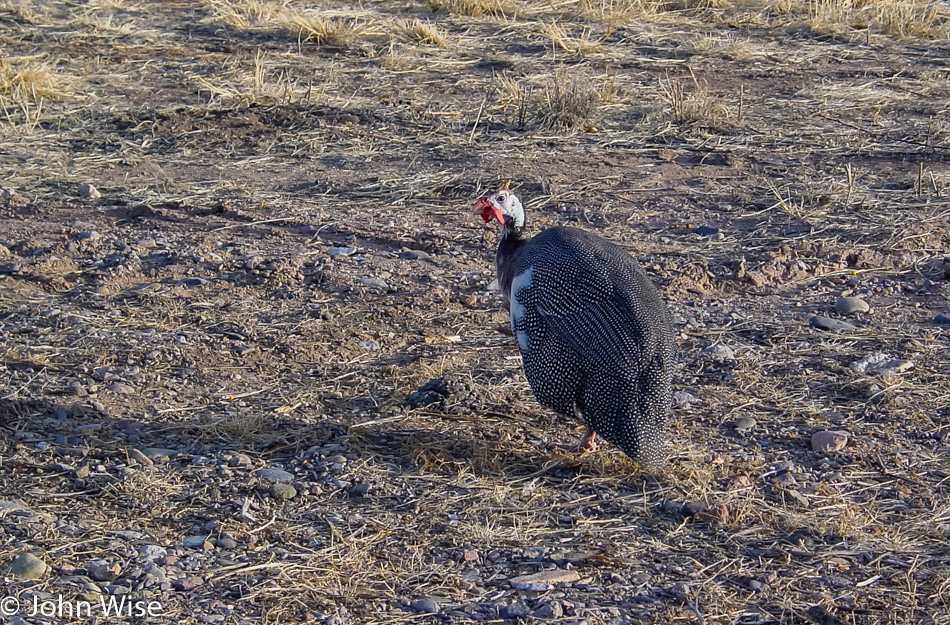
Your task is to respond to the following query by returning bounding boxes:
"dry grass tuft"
[0,60,71,104]
[682,32,763,61]
[770,0,950,39]
[436,0,518,18]
[279,11,368,48]
[539,71,600,129]
[203,0,289,30]
[396,19,448,46]
[659,74,731,128]
[540,21,605,55]
[192,50,297,107]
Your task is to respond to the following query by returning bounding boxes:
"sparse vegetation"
[2,1,950,624]
[659,74,731,128]
[278,10,368,48]
[539,71,600,128]
[539,20,605,55]
[396,19,448,46]
[0,59,70,104]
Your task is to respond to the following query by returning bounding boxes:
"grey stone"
[811,430,849,452]
[533,601,563,619]
[270,483,297,500]
[328,247,356,257]
[509,569,580,587]
[171,576,203,591]
[183,536,211,549]
[228,453,253,468]
[359,340,380,351]
[500,601,531,618]
[88,562,121,581]
[399,250,430,260]
[129,448,154,466]
[256,468,293,483]
[809,315,856,332]
[216,537,238,550]
[139,545,167,561]
[8,553,48,580]
[672,391,701,408]
[357,278,389,289]
[140,448,177,461]
[410,598,442,614]
[834,296,869,316]
[934,314,950,325]
[78,183,101,199]
[0,500,31,517]
[850,352,914,375]
[178,277,209,287]
[733,417,756,431]
[700,344,735,361]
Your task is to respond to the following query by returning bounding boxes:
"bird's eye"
[497,192,507,202]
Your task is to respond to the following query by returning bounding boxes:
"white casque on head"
[478,189,525,229]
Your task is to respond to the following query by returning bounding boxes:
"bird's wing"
[519,243,665,379]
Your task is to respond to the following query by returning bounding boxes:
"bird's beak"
[475,196,504,225]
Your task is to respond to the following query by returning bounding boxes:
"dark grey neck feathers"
[496,218,527,310]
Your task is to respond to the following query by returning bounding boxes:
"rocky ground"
[2,1,950,624]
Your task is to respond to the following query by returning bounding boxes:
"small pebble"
[399,250,430,260]
[171,576,204,591]
[357,278,389,289]
[809,315,856,332]
[672,391,701,408]
[508,569,580,587]
[499,601,531,618]
[850,352,914,375]
[410,598,442,614]
[178,277,209,287]
[88,562,121,581]
[811,430,850,452]
[733,416,756,431]
[834,296,869,316]
[139,545,167,561]
[700,344,735,361]
[216,537,238,550]
[329,247,356,257]
[183,536,212,549]
[228,453,253,468]
[256,468,294,483]
[359,340,380,351]
[532,602,563,619]
[78,183,101,199]
[270,483,297,500]
[129,448,154,466]
[140,448,177,461]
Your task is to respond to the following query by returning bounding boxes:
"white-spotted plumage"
[477,185,674,471]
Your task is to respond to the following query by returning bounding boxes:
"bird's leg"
[551,426,598,453]
[576,426,597,451]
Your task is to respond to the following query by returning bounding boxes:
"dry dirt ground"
[2,1,950,624]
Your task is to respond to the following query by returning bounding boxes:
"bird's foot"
[550,428,597,453]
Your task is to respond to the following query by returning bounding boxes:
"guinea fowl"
[476,182,674,471]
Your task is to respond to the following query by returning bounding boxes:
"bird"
[475,182,674,471]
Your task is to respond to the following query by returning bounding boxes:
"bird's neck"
[496,222,528,309]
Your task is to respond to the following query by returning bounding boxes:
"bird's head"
[475,181,525,229]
